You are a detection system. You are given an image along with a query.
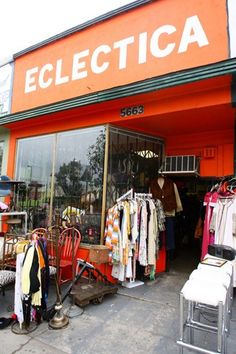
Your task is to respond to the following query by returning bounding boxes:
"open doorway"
[168,176,218,273]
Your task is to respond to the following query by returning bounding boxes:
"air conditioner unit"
[159,155,200,175]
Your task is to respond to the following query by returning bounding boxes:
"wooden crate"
[89,245,109,264]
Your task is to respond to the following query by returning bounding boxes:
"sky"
[0,0,135,65]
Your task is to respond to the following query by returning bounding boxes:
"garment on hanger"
[201,190,219,260]
[14,236,49,327]
[104,192,165,282]
[149,177,177,213]
[149,176,182,253]
[208,188,236,286]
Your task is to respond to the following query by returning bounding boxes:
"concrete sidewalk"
[0,259,236,354]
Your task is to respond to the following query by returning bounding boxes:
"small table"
[0,211,28,234]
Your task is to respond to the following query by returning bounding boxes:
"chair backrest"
[59,227,81,260]
[1,233,26,270]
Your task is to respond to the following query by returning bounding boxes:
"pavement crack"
[117,291,176,308]
[11,337,32,354]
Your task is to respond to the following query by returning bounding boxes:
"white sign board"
[228,0,236,58]
[0,63,13,117]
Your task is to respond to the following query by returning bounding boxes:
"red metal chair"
[54,227,81,284]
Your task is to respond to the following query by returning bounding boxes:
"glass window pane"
[54,126,105,244]
[0,141,4,173]
[15,135,54,229]
[107,127,163,207]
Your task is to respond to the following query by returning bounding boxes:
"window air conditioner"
[159,155,200,175]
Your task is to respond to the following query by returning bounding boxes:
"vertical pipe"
[49,134,57,226]
[189,301,194,344]
[100,125,109,244]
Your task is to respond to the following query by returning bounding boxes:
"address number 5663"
[120,105,144,117]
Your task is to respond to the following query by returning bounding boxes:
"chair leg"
[217,301,223,353]
[189,301,194,344]
[179,292,184,354]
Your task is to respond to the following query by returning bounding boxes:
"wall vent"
[159,155,200,175]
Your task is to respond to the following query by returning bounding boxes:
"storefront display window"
[15,125,163,243]
[107,127,164,207]
[15,134,54,228]
[0,141,4,173]
[15,126,105,242]
[54,127,105,243]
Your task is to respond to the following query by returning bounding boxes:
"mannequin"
[149,174,183,269]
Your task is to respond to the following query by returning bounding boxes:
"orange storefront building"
[1,0,236,273]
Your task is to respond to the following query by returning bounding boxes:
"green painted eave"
[1,58,236,125]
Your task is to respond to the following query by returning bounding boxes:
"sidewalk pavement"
[0,255,236,354]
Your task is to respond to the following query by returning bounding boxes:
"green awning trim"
[1,58,236,125]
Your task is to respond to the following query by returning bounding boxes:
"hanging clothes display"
[14,240,30,327]
[149,176,183,256]
[14,235,50,328]
[201,177,236,286]
[201,187,219,260]
[104,190,165,283]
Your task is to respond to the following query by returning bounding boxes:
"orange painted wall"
[6,76,234,179]
[166,130,234,177]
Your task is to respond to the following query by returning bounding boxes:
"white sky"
[0,0,135,65]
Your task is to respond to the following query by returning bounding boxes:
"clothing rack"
[108,190,158,288]
[134,192,152,200]
[122,192,154,289]
[116,188,133,202]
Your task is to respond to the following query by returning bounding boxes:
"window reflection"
[107,127,163,208]
[15,127,105,243]
[14,125,163,243]
[15,135,54,228]
[54,127,105,243]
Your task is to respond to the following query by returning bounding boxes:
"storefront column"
[232,74,236,175]
[100,124,109,244]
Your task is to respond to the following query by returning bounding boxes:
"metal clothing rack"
[116,188,133,202]
[134,192,152,200]
[123,192,154,288]
[117,191,152,288]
